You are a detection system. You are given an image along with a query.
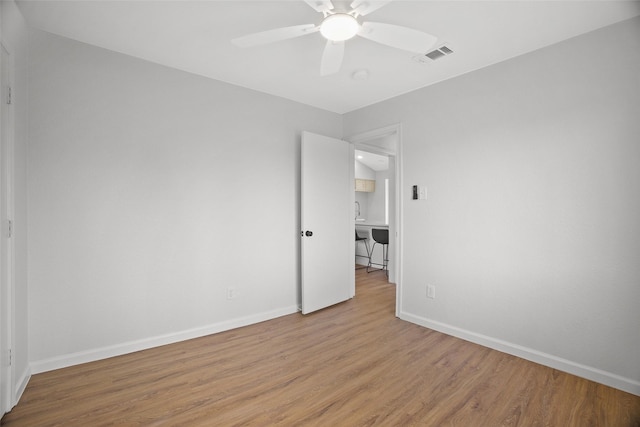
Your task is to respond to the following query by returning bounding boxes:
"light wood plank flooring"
[3,269,639,426]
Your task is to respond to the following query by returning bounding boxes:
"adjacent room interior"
[0,0,639,423]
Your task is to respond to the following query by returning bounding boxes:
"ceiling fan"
[231,0,438,76]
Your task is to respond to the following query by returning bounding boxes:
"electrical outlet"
[227,287,237,300]
[427,285,435,299]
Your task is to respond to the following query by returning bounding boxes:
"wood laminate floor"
[3,268,639,426]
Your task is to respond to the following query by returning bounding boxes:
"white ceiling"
[17,0,640,114]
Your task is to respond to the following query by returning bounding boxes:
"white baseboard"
[30,305,299,375]
[400,311,640,397]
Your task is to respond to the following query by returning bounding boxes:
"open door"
[0,43,13,416]
[301,131,354,314]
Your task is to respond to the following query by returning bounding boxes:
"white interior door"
[301,131,354,314]
[0,43,13,416]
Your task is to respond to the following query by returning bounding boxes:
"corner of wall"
[13,364,31,408]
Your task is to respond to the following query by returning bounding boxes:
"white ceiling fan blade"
[304,0,334,13]
[350,0,392,16]
[320,40,345,76]
[358,22,437,53]
[232,24,319,48]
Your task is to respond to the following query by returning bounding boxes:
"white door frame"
[347,124,403,317]
[0,41,15,415]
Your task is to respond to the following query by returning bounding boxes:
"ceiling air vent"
[425,45,454,61]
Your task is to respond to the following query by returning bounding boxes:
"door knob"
[305,230,313,237]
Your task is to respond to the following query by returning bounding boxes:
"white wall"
[368,170,388,224]
[354,159,375,180]
[1,0,30,405]
[27,29,342,370]
[344,17,640,394]
[355,161,390,223]
[354,160,374,219]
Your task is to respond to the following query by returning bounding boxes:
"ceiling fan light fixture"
[320,13,359,42]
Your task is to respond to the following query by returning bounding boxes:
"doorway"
[347,124,402,316]
[354,150,391,271]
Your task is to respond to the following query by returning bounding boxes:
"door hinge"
[7,219,12,238]
[8,349,12,366]
[6,86,11,105]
